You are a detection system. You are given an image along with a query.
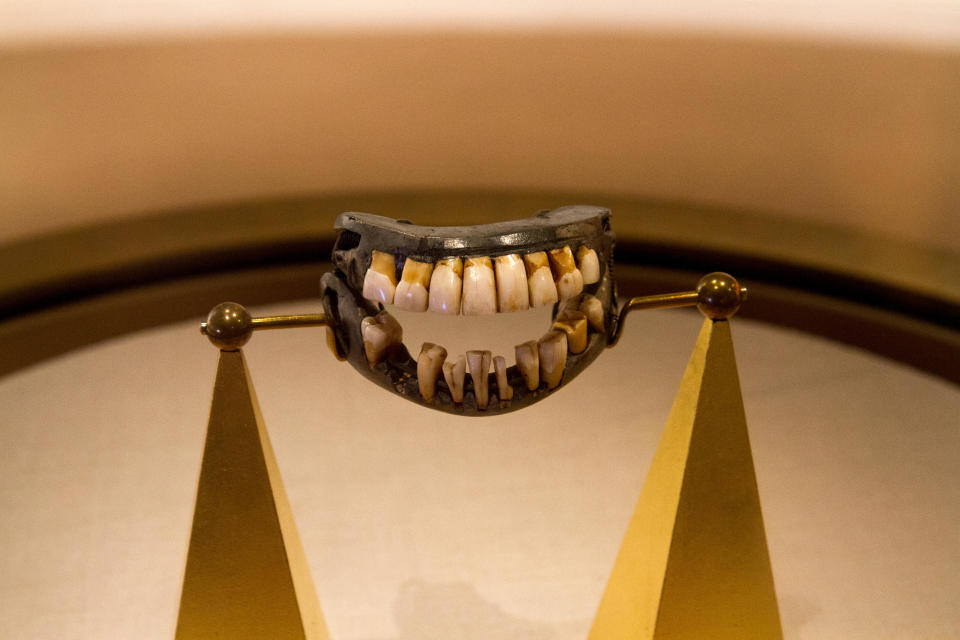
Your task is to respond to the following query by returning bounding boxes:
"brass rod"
[609,291,699,347]
[200,303,330,350]
[250,314,330,330]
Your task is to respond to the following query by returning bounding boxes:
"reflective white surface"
[1,303,958,639]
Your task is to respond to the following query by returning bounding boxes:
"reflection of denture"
[321,206,616,416]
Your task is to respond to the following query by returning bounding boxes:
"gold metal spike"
[589,318,782,640]
[176,350,331,640]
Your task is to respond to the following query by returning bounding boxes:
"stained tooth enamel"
[428,257,463,315]
[494,356,513,406]
[538,330,568,389]
[514,340,540,391]
[576,246,600,284]
[417,342,447,403]
[494,254,530,313]
[466,350,492,410]
[580,294,605,332]
[394,258,433,312]
[462,257,498,315]
[523,251,559,308]
[362,250,398,304]
[360,310,403,365]
[553,310,588,354]
[442,355,466,403]
[548,246,584,300]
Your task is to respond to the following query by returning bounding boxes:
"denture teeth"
[466,350,492,410]
[548,246,584,300]
[362,250,398,304]
[462,257,498,315]
[428,257,462,315]
[417,342,447,403]
[494,356,513,407]
[553,310,588,354]
[394,258,433,312]
[580,294,605,333]
[514,340,540,391]
[576,246,600,285]
[442,355,466,404]
[495,254,530,313]
[538,330,568,389]
[523,251,559,308]
[360,310,403,365]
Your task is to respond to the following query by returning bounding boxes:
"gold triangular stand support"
[176,349,331,640]
[588,318,783,640]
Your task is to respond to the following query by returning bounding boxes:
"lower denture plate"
[495,254,530,312]
[514,340,540,391]
[494,356,513,405]
[395,258,433,312]
[360,310,403,365]
[576,246,600,284]
[428,258,462,314]
[417,342,447,403]
[442,355,466,403]
[462,257,498,315]
[466,350,492,410]
[538,330,568,389]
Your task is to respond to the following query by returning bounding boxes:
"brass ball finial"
[696,272,747,320]
[201,302,253,350]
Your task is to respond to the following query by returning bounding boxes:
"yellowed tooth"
[495,254,530,313]
[428,257,462,314]
[442,355,466,403]
[466,350,492,410]
[362,250,397,304]
[553,310,588,354]
[548,246,584,300]
[494,355,513,406]
[538,330,568,389]
[576,246,601,285]
[360,310,402,365]
[523,251,559,308]
[417,342,447,403]
[462,257,497,315]
[514,340,540,391]
[580,293,605,332]
[394,258,434,312]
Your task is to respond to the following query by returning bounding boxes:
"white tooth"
[580,294,605,332]
[417,342,447,403]
[360,310,403,365]
[394,258,434,312]
[467,350,492,410]
[576,246,600,285]
[548,246,584,300]
[553,310,588,354]
[362,250,397,304]
[523,252,559,308]
[494,254,530,313]
[461,257,497,315]
[514,340,540,391]
[442,355,466,404]
[538,330,568,389]
[494,355,513,406]
[428,257,463,314]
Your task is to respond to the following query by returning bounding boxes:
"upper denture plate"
[515,340,540,391]
[462,257,497,315]
[442,355,467,403]
[363,250,397,304]
[466,350,492,410]
[495,254,530,313]
[576,246,600,284]
[360,310,403,365]
[494,355,513,405]
[548,246,584,300]
[395,258,434,312]
[523,252,559,308]
[553,310,588,354]
[428,258,462,315]
[417,342,447,403]
[538,330,568,389]
[580,294,605,332]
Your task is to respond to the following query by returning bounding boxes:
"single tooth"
[394,258,434,312]
[576,246,601,285]
[360,310,403,365]
[494,356,513,406]
[548,246,584,300]
[523,252,559,308]
[553,310,588,354]
[428,257,463,314]
[538,330,568,389]
[462,257,497,315]
[442,355,466,404]
[514,340,540,391]
[580,294,605,332]
[417,342,447,403]
[495,254,530,313]
[362,250,397,304]
[466,350,492,410]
